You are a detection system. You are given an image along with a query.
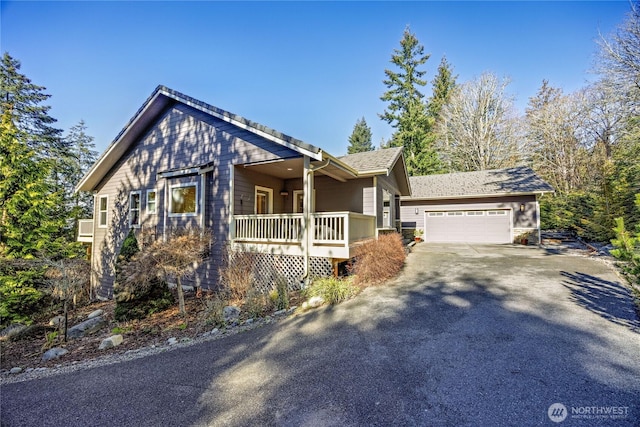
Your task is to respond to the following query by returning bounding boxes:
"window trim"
[169,183,198,217]
[146,189,157,215]
[129,191,141,228]
[255,186,273,214]
[98,195,108,228]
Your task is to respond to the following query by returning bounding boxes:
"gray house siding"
[400,195,538,230]
[91,103,300,298]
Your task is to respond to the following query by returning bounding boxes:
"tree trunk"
[176,276,186,316]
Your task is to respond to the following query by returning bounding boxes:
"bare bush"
[351,233,406,287]
[218,247,256,299]
[120,227,212,316]
[43,258,90,341]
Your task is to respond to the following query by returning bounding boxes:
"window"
[146,190,157,214]
[293,190,316,213]
[447,211,464,216]
[466,211,484,216]
[428,212,445,217]
[170,184,197,216]
[129,192,141,227]
[98,196,108,228]
[255,186,273,214]
[487,210,507,216]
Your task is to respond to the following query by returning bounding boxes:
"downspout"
[301,157,331,283]
[536,193,543,245]
[163,182,168,242]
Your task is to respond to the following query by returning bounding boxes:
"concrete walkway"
[2,244,639,426]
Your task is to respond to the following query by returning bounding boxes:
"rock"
[288,306,298,312]
[48,316,65,327]
[302,302,309,310]
[42,347,68,362]
[308,296,325,308]
[167,337,178,345]
[244,318,254,325]
[0,324,27,340]
[67,316,106,339]
[273,309,286,316]
[87,309,104,320]
[223,306,241,323]
[10,367,22,374]
[98,334,123,350]
[210,328,219,335]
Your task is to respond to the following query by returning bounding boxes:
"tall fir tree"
[63,120,98,237]
[0,53,63,158]
[427,56,457,121]
[347,117,374,153]
[0,105,64,258]
[380,27,442,175]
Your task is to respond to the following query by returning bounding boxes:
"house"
[400,167,554,244]
[76,86,410,299]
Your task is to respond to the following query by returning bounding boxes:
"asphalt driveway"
[2,244,639,426]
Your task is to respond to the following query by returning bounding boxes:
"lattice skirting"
[228,252,333,293]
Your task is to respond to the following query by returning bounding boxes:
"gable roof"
[339,147,402,174]
[76,85,324,192]
[339,147,411,195]
[405,166,554,200]
[76,86,411,194]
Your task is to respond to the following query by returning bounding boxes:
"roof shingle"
[406,167,554,199]
[338,147,403,173]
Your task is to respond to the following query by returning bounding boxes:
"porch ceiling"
[242,157,356,182]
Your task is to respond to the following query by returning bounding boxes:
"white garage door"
[424,209,511,244]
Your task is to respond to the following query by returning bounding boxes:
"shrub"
[113,230,174,321]
[219,248,255,299]
[351,232,406,287]
[306,276,357,305]
[244,288,269,319]
[200,294,227,327]
[611,213,640,285]
[273,275,289,310]
[0,259,48,326]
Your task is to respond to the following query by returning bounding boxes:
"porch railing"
[77,219,94,243]
[234,212,375,246]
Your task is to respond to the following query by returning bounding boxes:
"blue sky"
[1,1,632,156]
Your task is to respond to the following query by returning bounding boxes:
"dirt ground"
[1,290,302,372]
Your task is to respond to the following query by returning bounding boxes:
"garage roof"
[405,166,554,200]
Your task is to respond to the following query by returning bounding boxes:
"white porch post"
[302,156,313,281]
[536,197,541,245]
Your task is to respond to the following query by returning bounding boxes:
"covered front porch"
[233,211,376,259]
[229,154,380,261]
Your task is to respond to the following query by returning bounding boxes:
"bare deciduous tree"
[121,228,212,316]
[525,81,593,194]
[43,258,90,341]
[437,72,522,171]
[598,2,640,96]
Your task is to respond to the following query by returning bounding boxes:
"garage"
[400,167,555,245]
[423,209,511,244]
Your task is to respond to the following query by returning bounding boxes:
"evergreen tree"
[427,56,457,121]
[64,120,98,236]
[0,53,63,158]
[0,106,63,258]
[380,26,430,128]
[347,117,373,153]
[380,27,442,175]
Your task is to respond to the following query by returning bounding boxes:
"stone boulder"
[67,316,106,339]
[223,306,241,323]
[98,334,123,350]
[87,309,104,320]
[42,347,68,362]
[308,296,325,308]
